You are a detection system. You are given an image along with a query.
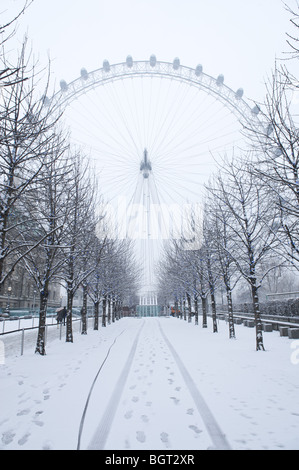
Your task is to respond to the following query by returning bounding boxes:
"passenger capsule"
[235,88,244,99]
[60,80,68,92]
[103,60,110,72]
[195,64,203,76]
[173,57,180,70]
[150,54,157,67]
[266,123,274,136]
[42,95,50,107]
[126,55,133,68]
[80,68,88,80]
[251,105,260,115]
[216,74,224,86]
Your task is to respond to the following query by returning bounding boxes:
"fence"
[1,315,58,334]
[0,317,82,359]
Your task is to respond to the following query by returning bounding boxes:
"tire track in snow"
[158,319,231,450]
[87,321,145,450]
[77,328,126,450]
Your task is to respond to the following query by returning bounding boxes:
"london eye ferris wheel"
[46,56,262,312]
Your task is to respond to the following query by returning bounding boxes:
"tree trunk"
[0,171,14,288]
[183,299,187,321]
[226,286,236,339]
[107,296,111,324]
[35,291,48,355]
[102,296,107,327]
[251,281,265,351]
[94,300,99,330]
[194,293,198,325]
[112,298,116,323]
[116,300,121,320]
[174,299,179,318]
[179,299,183,319]
[81,284,88,335]
[210,290,218,333]
[201,296,207,328]
[186,292,192,323]
[66,286,73,343]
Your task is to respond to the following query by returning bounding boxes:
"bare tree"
[58,152,107,342]
[0,40,62,294]
[87,238,106,331]
[60,153,90,342]
[0,1,33,86]
[18,139,72,355]
[204,185,241,339]
[211,157,282,350]
[80,233,107,335]
[158,238,210,328]
[246,65,299,269]
[97,237,139,327]
[201,220,220,333]
[284,1,299,58]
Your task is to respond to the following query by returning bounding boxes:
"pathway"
[84,318,230,450]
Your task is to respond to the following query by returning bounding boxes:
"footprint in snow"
[2,430,15,445]
[42,440,53,450]
[124,410,133,419]
[189,425,202,435]
[18,433,31,446]
[170,396,180,405]
[136,431,146,443]
[124,439,130,449]
[17,408,30,416]
[32,411,44,427]
[160,432,170,447]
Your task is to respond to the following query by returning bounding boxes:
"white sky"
[1,0,296,104]
[1,0,298,294]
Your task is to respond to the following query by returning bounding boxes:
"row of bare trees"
[0,4,139,355]
[157,2,299,351]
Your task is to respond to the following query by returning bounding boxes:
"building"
[0,263,61,311]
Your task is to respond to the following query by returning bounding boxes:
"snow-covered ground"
[0,316,299,450]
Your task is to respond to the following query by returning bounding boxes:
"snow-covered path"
[0,316,299,450]
[86,319,228,450]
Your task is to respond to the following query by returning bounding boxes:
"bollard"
[21,329,25,356]
[288,328,299,339]
[279,326,289,337]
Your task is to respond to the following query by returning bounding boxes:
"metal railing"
[0,317,82,358]
[0,315,56,334]
[221,311,299,326]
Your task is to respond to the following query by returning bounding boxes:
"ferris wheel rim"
[46,56,262,128]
